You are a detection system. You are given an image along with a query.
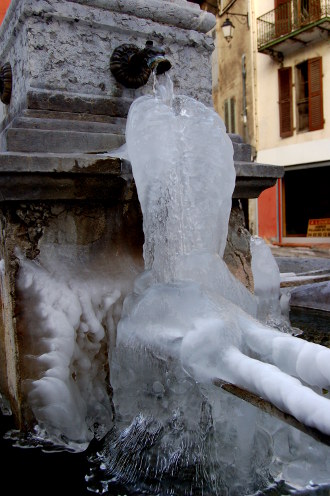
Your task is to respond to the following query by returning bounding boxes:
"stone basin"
[0,148,283,202]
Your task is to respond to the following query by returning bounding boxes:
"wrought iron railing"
[257,0,330,48]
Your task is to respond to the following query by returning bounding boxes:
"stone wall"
[0,155,144,427]
[0,0,216,138]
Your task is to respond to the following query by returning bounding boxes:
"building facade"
[203,0,330,246]
[256,0,329,245]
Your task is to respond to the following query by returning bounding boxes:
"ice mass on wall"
[10,75,330,494]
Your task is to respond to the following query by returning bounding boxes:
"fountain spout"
[110,40,171,89]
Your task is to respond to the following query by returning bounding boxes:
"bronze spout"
[0,62,12,105]
[110,41,171,89]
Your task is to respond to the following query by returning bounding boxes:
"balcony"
[257,0,330,59]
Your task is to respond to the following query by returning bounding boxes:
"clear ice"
[118,74,330,434]
[86,75,330,495]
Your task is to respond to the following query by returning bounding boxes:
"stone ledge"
[69,0,216,34]
[0,152,126,173]
[0,153,131,201]
[0,152,284,202]
[234,160,284,199]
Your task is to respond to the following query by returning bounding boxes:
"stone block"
[0,0,216,132]
[5,128,125,153]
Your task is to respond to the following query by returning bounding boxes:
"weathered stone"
[0,0,216,133]
[0,194,144,428]
[6,128,125,153]
[224,200,254,292]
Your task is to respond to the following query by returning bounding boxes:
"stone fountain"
[3,3,330,495]
[0,0,283,434]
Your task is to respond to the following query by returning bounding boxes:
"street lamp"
[220,11,249,43]
[221,17,235,43]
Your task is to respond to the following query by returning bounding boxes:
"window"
[296,57,323,132]
[275,0,292,36]
[278,57,323,138]
[224,98,236,134]
[296,61,309,131]
[284,166,330,236]
[299,0,321,24]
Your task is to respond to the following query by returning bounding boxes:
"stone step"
[23,109,127,126]
[280,272,330,288]
[27,90,133,118]
[5,128,125,154]
[11,116,126,135]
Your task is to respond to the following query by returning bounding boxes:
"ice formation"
[15,251,136,451]
[13,74,330,493]
[84,75,330,494]
[117,74,330,436]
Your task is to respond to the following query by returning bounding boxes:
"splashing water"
[86,75,330,495]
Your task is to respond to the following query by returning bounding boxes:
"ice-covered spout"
[126,74,236,283]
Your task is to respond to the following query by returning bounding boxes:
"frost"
[17,256,123,451]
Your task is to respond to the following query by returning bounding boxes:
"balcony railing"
[257,0,330,49]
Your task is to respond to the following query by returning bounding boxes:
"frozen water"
[118,73,330,434]
[14,250,139,451]
[91,74,330,495]
[251,235,281,322]
[251,235,293,331]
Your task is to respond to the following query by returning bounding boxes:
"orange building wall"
[258,183,278,242]
[0,0,11,24]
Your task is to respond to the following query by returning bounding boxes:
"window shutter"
[308,57,323,131]
[278,67,293,138]
[275,0,292,36]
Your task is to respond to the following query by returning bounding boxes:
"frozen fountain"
[83,74,330,496]
[1,1,330,495]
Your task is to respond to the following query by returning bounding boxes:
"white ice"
[16,253,125,450]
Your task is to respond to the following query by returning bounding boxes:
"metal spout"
[110,41,171,89]
[147,55,172,75]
